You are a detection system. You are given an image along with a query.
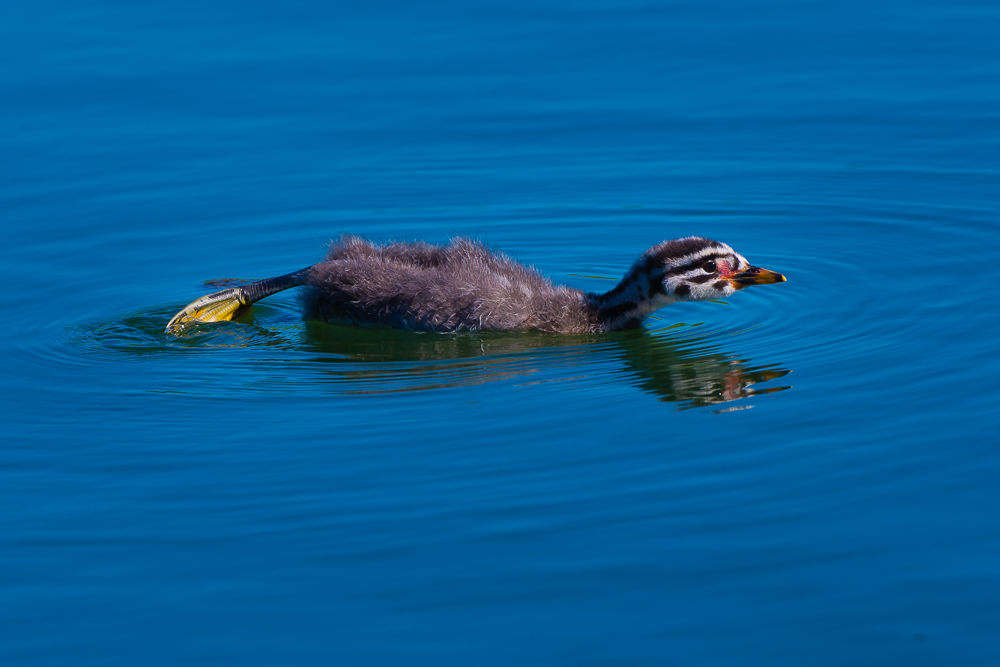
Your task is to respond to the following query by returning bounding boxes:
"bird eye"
[702,261,717,273]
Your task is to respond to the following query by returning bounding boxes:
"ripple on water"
[32,297,793,410]
[25,199,978,411]
[733,200,991,374]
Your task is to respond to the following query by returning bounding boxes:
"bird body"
[307,235,593,333]
[166,235,785,334]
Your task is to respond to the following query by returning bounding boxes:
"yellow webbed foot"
[165,287,248,334]
[165,267,312,334]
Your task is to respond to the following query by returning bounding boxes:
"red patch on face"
[716,259,734,276]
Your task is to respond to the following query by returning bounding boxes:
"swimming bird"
[165,234,785,334]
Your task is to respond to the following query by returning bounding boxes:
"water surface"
[2,0,999,664]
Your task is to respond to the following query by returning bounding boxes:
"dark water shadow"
[59,306,791,410]
[298,320,791,410]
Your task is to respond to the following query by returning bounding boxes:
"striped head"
[652,236,786,302]
[591,236,785,331]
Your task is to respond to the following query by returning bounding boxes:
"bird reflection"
[300,320,791,409]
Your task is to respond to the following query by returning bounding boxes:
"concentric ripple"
[21,196,986,411]
[24,291,793,410]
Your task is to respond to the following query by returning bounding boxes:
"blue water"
[3,0,1000,664]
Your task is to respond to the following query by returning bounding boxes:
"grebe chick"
[166,235,785,334]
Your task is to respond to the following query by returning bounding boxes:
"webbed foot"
[165,267,313,335]
[165,287,249,333]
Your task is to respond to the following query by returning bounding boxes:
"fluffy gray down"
[304,235,598,333]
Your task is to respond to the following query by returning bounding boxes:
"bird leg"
[165,267,312,333]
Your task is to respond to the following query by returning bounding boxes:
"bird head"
[650,237,786,302]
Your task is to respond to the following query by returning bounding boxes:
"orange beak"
[727,265,787,288]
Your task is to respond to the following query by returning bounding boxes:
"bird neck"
[588,261,675,331]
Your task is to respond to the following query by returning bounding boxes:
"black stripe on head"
[651,237,722,264]
[686,274,715,284]
[712,280,728,290]
[655,237,720,259]
[666,252,727,277]
[674,284,691,298]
